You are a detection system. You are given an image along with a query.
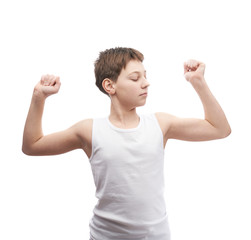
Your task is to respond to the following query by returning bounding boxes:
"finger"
[43,74,56,86]
[48,75,55,86]
[188,60,199,69]
[41,74,49,86]
[184,62,190,74]
[197,63,206,73]
[40,74,60,88]
[47,75,52,86]
[44,74,51,86]
[185,60,204,74]
[40,75,45,84]
[53,76,61,91]
[49,75,57,86]
[184,64,195,74]
[55,76,60,83]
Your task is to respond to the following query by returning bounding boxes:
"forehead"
[123,60,146,74]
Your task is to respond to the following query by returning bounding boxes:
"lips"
[140,92,148,96]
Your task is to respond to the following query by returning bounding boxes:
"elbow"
[218,126,232,139]
[226,126,232,137]
[225,127,232,137]
[22,144,35,156]
[22,146,31,156]
[224,123,232,138]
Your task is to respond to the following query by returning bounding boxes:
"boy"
[22,47,231,240]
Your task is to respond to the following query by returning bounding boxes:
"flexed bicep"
[155,112,225,142]
[23,119,92,156]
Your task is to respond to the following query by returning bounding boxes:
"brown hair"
[94,47,144,95]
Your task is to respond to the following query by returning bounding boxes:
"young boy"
[22,47,231,240]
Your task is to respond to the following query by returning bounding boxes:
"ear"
[102,78,115,95]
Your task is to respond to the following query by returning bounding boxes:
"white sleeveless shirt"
[89,114,170,240]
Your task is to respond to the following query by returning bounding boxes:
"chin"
[137,100,147,107]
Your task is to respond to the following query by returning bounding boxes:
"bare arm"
[156,60,231,143]
[22,75,91,156]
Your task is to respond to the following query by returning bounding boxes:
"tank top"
[89,114,171,240]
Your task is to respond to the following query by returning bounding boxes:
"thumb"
[197,62,206,74]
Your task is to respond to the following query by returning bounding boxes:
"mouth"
[139,92,148,96]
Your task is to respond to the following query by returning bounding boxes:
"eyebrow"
[128,70,146,75]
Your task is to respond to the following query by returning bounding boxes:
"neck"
[109,101,139,129]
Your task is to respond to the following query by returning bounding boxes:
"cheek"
[127,85,139,99]
[120,83,138,96]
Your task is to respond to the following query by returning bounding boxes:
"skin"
[22,60,231,158]
[102,60,150,128]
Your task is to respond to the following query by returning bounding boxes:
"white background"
[0,0,250,239]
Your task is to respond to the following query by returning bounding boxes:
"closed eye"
[128,70,146,81]
[129,74,139,81]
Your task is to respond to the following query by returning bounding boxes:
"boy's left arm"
[156,60,231,142]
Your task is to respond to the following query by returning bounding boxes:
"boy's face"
[113,60,150,108]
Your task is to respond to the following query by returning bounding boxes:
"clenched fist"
[184,60,206,86]
[34,74,61,98]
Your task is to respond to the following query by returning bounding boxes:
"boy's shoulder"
[74,119,93,156]
[75,118,93,138]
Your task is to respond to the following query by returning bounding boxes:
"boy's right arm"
[22,75,92,157]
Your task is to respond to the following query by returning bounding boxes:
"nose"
[142,78,150,88]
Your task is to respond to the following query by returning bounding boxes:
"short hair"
[94,47,144,95]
